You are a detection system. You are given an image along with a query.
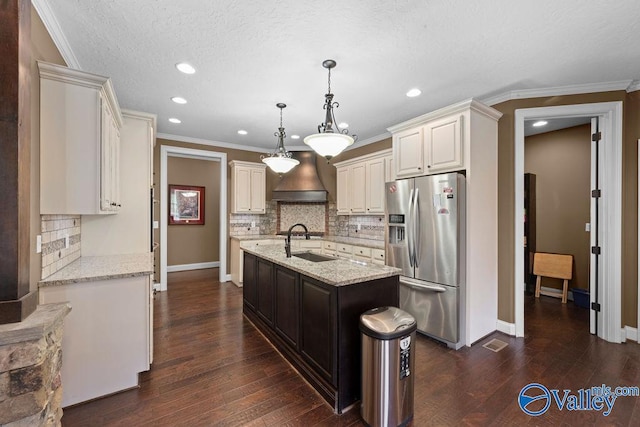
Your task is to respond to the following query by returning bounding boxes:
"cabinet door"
[234,167,252,212]
[349,163,366,214]
[100,98,112,211]
[242,252,257,311]
[110,117,121,210]
[366,158,385,214]
[274,266,299,349]
[300,276,336,385]
[336,166,350,214]
[425,114,463,173]
[384,155,395,183]
[393,127,424,178]
[250,167,266,213]
[256,258,274,326]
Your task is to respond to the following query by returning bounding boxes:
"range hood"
[272,151,328,202]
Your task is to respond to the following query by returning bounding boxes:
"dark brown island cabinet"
[242,252,399,414]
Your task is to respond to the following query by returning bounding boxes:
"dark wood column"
[0,0,37,324]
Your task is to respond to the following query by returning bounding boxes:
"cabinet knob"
[427,165,431,168]
[418,167,421,170]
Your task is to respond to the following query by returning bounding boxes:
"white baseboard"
[167,261,220,273]
[496,320,516,336]
[622,326,638,343]
[224,274,232,283]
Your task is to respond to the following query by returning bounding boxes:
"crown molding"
[344,132,392,151]
[32,0,81,69]
[157,133,273,153]
[627,80,640,93]
[480,80,634,106]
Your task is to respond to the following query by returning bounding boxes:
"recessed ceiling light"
[291,135,300,140]
[406,88,422,97]
[237,130,248,135]
[338,122,349,129]
[175,62,196,74]
[168,118,181,124]
[171,96,187,104]
[532,120,548,127]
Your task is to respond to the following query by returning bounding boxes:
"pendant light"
[304,59,357,160]
[261,103,300,174]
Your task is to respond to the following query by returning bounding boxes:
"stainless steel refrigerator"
[386,172,465,349]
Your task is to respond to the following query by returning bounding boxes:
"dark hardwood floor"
[62,269,639,426]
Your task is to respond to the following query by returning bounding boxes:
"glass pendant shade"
[303,132,354,159]
[304,59,357,160]
[261,103,299,174]
[262,155,298,173]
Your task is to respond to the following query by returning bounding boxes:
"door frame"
[514,102,623,343]
[159,145,228,291]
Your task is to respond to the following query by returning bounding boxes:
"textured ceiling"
[40,0,640,151]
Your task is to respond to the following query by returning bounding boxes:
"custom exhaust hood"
[271,151,328,202]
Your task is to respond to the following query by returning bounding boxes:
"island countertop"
[242,244,400,286]
[39,253,154,287]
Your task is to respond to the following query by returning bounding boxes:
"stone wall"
[0,303,71,426]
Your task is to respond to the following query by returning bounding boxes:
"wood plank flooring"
[62,269,639,426]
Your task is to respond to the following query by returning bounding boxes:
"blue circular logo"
[518,383,551,416]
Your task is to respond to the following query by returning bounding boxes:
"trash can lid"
[360,306,417,340]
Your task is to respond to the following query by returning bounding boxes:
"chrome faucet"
[285,223,310,257]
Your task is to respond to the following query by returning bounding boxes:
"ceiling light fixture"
[304,59,357,160]
[171,96,187,104]
[237,130,248,135]
[406,88,422,97]
[175,62,196,74]
[532,120,548,127]
[261,103,300,174]
[168,118,181,124]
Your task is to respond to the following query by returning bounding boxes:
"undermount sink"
[292,251,336,262]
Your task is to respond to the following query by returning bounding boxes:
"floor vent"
[482,338,508,353]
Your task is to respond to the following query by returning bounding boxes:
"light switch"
[585,223,590,232]
[36,235,42,253]
[153,221,159,229]
[64,234,70,249]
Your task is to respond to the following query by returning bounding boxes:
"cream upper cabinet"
[424,113,463,173]
[336,166,350,214]
[393,127,424,178]
[366,157,386,214]
[349,163,367,214]
[39,61,123,214]
[334,149,391,215]
[384,155,395,183]
[389,104,469,178]
[229,161,266,214]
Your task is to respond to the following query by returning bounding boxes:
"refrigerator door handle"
[413,188,421,266]
[407,188,415,267]
[400,278,447,293]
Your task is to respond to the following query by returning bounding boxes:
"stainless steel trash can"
[360,306,416,427]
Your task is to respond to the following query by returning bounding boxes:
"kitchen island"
[242,244,400,413]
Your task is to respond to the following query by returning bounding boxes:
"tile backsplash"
[336,214,385,240]
[279,203,326,234]
[41,214,81,279]
[229,201,277,236]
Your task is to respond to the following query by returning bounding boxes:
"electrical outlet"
[64,234,69,249]
[357,223,361,231]
[36,235,42,254]
[251,221,256,228]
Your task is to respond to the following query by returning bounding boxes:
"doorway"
[514,102,623,343]
[159,145,228,291]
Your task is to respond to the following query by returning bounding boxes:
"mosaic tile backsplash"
[229,200,385,242]
[41,214,81,279]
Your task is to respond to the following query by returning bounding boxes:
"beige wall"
[494,91,638,328]
[525,124,591,290]
[167,157,220,266]
[30,8,66,291]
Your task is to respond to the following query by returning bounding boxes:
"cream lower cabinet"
[229,161,266,214]
[334,149,391,215]
[39,61,123,214]
[230,239,283,286]
[39,275,152,407]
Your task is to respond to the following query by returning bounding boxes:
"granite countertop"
[242,244,400,286]
[39,253,154,287]
[230,234,385,250]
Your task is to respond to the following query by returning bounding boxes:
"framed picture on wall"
[169,184,205,225]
